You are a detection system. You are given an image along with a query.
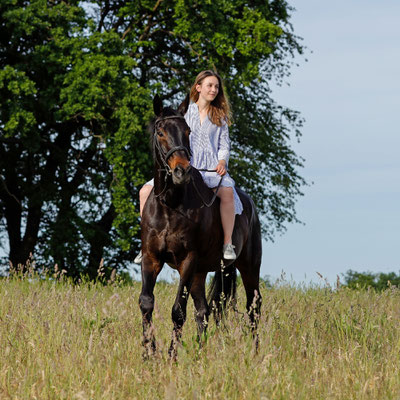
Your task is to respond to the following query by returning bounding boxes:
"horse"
[139,95,262,358]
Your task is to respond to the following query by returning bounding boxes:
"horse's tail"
[207,263,237,321]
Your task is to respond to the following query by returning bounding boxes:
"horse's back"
[236,187,260,232]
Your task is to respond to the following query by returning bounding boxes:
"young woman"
[135,70,243,263]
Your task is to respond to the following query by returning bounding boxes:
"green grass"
[1,275,400,399]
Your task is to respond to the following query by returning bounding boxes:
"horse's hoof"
[168,346,178,362]
[168,339,182,361]
[142,339,156,360]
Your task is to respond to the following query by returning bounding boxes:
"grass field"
[1,273,399,399]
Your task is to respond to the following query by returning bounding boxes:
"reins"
[192,169,223,208]
[153,114,223,207]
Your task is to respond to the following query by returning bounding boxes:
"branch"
[97,0,111,32]
[161,59,179,74]
[68,139,98,190]
[122,0,164,41]
[0,175,22,208]
[158,29,208,62]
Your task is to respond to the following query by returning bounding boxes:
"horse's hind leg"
[139,254,163,358]
[238,262,262,351]
[190,272,209,344]
[241,270,262,330]
[169,252,197,359]
[236,251,262,332]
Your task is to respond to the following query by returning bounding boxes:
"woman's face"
[196,76,219,103]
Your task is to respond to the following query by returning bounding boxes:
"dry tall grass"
[1,273,399,399]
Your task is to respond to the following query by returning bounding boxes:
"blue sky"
[262,0,400,285]
[150,0,400,285]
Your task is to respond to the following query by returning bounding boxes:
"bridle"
[153,115,191,198]
[153,115,191,175]
[153,114,223,207]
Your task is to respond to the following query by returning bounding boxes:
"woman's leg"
[135,184,153,264]
[139,184,153,217]
[216,187,235,245]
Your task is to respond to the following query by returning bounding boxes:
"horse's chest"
[165,227,191,251]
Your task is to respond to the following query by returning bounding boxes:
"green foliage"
[1,0,306,276]
[260,274,273,289]
[343,269,400,291]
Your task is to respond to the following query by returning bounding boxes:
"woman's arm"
[215,159,227,176]
[217,122,230,165]
[215,122,230,176]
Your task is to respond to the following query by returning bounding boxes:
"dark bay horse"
[139,95,262,357]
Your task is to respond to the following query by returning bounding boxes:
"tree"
[1,0,306,277]
[343,270,400,291]
[0,0,151,277]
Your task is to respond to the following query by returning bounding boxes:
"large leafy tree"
[0,0,306,278]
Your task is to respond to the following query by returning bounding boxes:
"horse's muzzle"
[172,165,191,185]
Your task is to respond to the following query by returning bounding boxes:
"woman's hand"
[215,160,227,176]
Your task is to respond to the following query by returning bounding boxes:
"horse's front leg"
[169,251,197,359]
[139,252,163,358]
[190,272,209,344]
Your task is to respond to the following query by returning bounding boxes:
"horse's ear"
[153,94,163,117]
[178,93,190,116]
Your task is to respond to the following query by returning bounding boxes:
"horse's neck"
[165,186,185,208]
[153,159,169,194]
[154,169,184,207]
[153,167,166,192]
[153,166,215,210]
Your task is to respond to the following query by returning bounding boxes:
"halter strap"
[153,114,191,197]
[154,115,186,133]
[153,114,191,168]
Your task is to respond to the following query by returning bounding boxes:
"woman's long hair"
[189,70,232,127]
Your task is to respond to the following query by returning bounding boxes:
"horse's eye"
[157,130,164,137]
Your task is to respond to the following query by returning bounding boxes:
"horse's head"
[152,95,191,186]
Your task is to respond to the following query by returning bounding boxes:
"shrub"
[343,269,400,291]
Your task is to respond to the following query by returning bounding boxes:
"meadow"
[1,273,399,400]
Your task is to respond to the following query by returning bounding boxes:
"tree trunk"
[87,204,116,280]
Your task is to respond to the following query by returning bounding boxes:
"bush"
[343,269,400,291]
